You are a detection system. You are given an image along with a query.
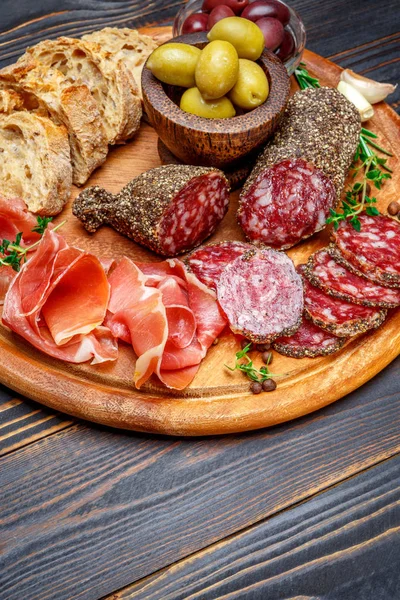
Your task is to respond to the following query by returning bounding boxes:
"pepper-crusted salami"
[273,318,347,359]
[304,249,400,308]
[216,248,303,343]
[298,265,387,337]
[238,88,361,249]
[186,241,252,291]
[332,214,400,288]
[73,165,230,257]
[238,158,337,249]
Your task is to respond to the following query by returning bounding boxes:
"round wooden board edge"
[0,310,399,436]
[0,26,399,436]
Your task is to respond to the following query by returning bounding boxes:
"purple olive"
[256,17,284,51]
[275,29,295,60]
[202,0,249,16]
[182,13,209,34]
[207,5,236,28]
[241,0,290,26]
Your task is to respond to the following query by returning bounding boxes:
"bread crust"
[82,27,158,100]
[0,60,108,185]
[22,36,142,144]
[0,111,72,215]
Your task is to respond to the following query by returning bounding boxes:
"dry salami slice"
[273,318,347,358]
[216,248,303,343]
[298,265,387,337]
[331,214,400,288]
[304,249,400,308]
[73,165,230,257]
[185,241,252,291]
[238,158,337,249]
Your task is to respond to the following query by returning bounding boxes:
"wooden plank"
[0,386,73,456]
[0,0,181,64]
[0,0,398,113]
[112,456,400,600]
[0,355,399,600]
[328,33,400,115]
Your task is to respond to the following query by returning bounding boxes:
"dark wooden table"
[1,2,399,599]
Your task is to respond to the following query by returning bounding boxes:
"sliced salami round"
[73,165,230,257]
[238,158,337,249]
[186,241,252,291]
[298,265,387,337]
[216,248,303,343]
[304,249,400,308]
[331,214,400,288]
[273,318,347,359]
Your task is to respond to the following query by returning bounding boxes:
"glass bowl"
[173,0,306,75]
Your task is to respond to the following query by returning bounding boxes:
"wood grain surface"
[0,0,398,113]
[0,387,72,457]
[0,31,398,435]
[109,456,400,600]
[1,355,399,600]
[0,2,399,599]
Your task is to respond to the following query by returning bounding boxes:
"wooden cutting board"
[0,27,399,436]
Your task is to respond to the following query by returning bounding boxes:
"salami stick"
[73,165,230,257]
[238,87,361,249]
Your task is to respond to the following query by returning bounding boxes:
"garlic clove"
[340,69,397,104]
[337,81,374,122]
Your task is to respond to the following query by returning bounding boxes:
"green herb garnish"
[32,216,53,235]
[294,64,393,231]
[294,63,321,90]
[0,216,63,272]
[225,343,280,383]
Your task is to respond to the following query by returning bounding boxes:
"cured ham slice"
[0,196,43,303]
[158,268,227,390]
[105,257,168,388]
[2,229,117,364]
[107,258,227,390]
[0,196,42,247]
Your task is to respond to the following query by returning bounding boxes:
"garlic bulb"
[340,69,397,104]
[337,81,374,122]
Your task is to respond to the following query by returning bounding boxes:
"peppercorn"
[256,342,271,352]
[241,339,253,350]
[250,381,263,394]
[388,201,400,216]
[262,379,277,392]
[261,351,273,364]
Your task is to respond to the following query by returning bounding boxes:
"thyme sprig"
[294,64,393,230]
[0,216,63,272]
[225,343,281,383]
[326,157,380,231]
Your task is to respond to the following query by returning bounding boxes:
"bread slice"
[0,111,72,215]
[0,90,25,113]
[22,36,142,144]
[82,28,158,99]
[0,61,108,186]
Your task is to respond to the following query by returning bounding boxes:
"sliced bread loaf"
[82,28,158,99]
[0,111,72,215]
[22,36,142,144]
[0,61,108,186]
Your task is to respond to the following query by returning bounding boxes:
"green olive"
[195,40,239,100]
[180,87,236,119]
[146,43,202,88]
[229,59,269,110]
[207,17,265,61]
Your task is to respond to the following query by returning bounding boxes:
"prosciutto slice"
[2,229,118,364]
[0,196,43,304]
[105,257,168,388]
[107,258,227,390]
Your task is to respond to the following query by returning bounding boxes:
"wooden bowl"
[142,32,291,169]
